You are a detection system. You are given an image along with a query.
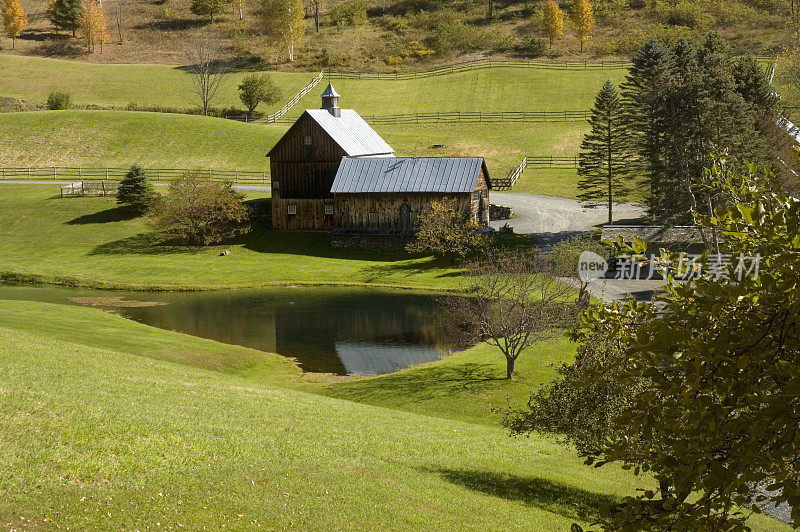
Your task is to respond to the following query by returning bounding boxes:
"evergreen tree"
[577,81,630,224]
[48,0,82,36]
[621,35,766,223]
[117,166,158,216]
[620,38,676,220]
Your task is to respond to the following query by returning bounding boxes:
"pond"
[0,285,460,375]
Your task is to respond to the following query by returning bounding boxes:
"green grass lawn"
[0,184,463,290]
[0,54,625,114]
[0,110,282,170]
[0,299,788,531]
[311,337,578,427]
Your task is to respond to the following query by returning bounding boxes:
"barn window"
[324,204,334,215]
[303,135,313,161]
[368,212,379,229]
[287,204,297,215]
[273,180,279,189]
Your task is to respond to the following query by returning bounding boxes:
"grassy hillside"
[0,299,789,530]
[0,301,628,530]
[0,110,282,170]
[0,0,787,69]
[0,54,624,113]
[0,111,584,194]
[0,184,464,290]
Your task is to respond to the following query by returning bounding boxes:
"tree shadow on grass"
[328,362,503,403]
[427,468,618,523]
[358,261,462,283]
[241,229,447,269]
[67,206,139,225]
[89,233,190,255]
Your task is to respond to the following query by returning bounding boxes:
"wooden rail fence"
[493,155,580,190]
[0,166,270,183]
[325,56,775,80]
[61,181,120,197]
[233,110,592,125]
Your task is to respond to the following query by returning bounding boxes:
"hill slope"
[0,300,633,530]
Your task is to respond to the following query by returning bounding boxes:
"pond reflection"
[0,285,459,375]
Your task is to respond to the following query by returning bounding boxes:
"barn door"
[399,204,411,233]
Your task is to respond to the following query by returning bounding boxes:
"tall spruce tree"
[577,80,630,223]
[48,0,82,36]
[622,35,766,224]
[620,38,676,221]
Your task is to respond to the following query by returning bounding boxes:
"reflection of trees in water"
[120,289,465,374]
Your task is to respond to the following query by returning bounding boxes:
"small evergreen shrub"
[117,166,159,216]
[46,92,71,110]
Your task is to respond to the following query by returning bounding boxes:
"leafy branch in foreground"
[506,160,800,530]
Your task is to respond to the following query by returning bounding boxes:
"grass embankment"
[0,300,788,530]
[0,111,282,170]
[0,184,462,290]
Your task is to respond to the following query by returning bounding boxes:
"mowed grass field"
[0,300,789,531]
[0,111,584,195]
[0,55,627,113]
[0,184,463,290]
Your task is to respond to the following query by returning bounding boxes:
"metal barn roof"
[305,109,394,157]
[331,157,486,194]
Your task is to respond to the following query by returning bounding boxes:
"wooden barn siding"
[272,198,334,231]
[270,112,346,229]
[269,113,347,199]
[470,168,490,218]
[334,193,472,232]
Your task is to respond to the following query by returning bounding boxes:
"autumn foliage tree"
[2,0,27,49]
[542,0,563,49]
[262,0,305,62]
[78,0,108,52]
[152,172,250,246]
[570,0,594,52]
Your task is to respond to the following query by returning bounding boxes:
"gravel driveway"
[489,192,646,247]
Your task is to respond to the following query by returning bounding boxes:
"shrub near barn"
[152,172,250,245]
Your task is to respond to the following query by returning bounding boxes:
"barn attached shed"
[331,157,490,233]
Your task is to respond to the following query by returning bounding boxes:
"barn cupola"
[320,83,341,117]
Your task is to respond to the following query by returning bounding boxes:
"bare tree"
[440,250,576,379]
[114,0,124,43]
[186,38,228,116]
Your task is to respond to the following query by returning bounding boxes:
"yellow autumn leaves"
[2,0,26,49]
[542,0,596,52]
[79,0,109,52]
[4,0,108,52]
